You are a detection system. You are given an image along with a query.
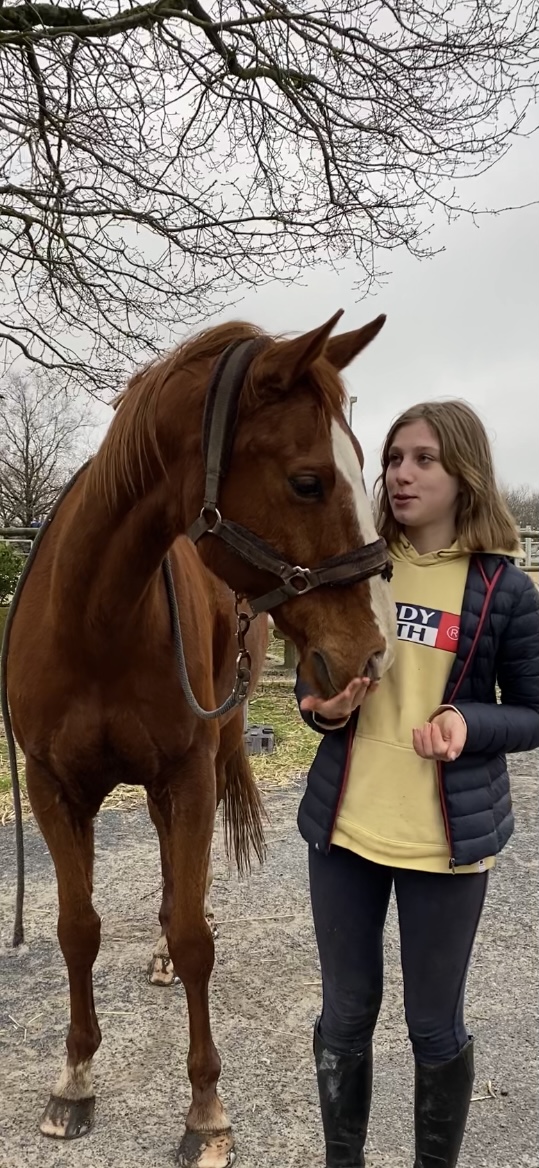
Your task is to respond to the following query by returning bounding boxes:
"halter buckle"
[282,565,314,594]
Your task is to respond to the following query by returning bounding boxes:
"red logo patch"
[435,611,461,652]
[395,603,461,652]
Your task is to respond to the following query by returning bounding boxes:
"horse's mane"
[87,320,345,509]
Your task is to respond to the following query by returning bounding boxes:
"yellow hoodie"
[332,538,495,874]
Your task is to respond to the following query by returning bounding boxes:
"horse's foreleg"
[147,791,176,986]
[168,749,234,1168]
[147,787,219,988]
[202,754,234,942]
[26,760,101,1140]
[203,853,218,938]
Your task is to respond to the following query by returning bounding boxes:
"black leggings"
[309,845,488,1065]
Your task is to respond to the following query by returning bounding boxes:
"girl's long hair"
[375,400,520,553]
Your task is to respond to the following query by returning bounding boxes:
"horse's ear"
[260,310,345,389]
[324,315,386,372]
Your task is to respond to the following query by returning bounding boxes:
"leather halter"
[187,338,392,615]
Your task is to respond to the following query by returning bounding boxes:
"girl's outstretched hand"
[413,709,467,762]
[300,677,378,722]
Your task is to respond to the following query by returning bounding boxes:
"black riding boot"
[414,1039,475,1167]
[313,1019,373,1168]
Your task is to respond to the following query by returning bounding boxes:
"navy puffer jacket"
[296,556,539,868]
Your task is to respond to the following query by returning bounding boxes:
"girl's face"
[386,419,460,534]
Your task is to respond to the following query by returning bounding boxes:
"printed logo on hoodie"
[395,602,461,652]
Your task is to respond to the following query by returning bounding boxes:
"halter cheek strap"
[187,338,392,614]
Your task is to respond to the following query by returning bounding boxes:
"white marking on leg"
[154,932,169,959]
[54,1059,93,1101]
[204,855,215,923]
[331,418,396,668]
[148,931,176,985]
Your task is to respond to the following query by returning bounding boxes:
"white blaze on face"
[330,418,396,670]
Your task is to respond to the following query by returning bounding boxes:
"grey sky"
[92,132,538,490]
[213,132,539,490]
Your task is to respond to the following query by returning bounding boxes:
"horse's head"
[192,311,396,697]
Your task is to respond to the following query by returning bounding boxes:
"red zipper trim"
[438,558,506,869]
[328,712,358,846]
[448,561,505,705]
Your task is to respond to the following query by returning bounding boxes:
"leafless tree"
[504,484,539,530]
[1,0,538,392]
[0,373,95,525]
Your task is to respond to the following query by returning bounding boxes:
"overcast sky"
[92,131,538,490]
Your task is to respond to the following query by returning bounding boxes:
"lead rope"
[0,462,92,947]
[0,628,24,947]
[162,556,253,719]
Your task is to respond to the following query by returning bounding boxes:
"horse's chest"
[48,698,193,788]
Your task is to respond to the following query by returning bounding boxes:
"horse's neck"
[53,370,207,626]
[57,464,197,629]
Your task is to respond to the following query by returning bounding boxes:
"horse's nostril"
[365,650,385,681]
[312,650,338,697]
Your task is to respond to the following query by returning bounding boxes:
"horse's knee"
[168,918,215,986]
[58,905,101,968]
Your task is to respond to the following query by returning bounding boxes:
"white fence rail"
[2,526,539,568]
[516,528,539,570]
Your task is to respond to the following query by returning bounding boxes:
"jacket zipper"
[436,760,456,871]
[327,711,358,849]
[437,559,506,871]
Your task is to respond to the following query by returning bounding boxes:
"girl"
[295,400,539,1168]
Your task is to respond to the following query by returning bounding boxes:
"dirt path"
[1,761,538,1168]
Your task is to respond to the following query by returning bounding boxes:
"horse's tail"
[222,737,267,876]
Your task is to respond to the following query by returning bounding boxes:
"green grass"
[0,605,8,645]
[247,683,316,785]
[0,733,25,822]
[0,758,12,797]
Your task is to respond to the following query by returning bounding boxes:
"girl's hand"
[413,709,467,762]
[300,677,378,722]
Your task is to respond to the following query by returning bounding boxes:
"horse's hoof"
[40,1094,95,1139]
[175,1128,236,1167]
[148,952,176,986]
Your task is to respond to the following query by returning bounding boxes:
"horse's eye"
[289,475,323,500]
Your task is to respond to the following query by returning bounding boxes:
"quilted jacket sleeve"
[454,573,539,755]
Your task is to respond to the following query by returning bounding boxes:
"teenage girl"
[296,400,539,1167]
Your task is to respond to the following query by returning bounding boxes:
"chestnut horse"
[5,311,395,1167]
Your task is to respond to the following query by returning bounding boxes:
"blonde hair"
[375,400,520,553]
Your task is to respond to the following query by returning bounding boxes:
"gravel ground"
[1,757,538,1168]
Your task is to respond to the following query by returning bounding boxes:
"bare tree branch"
[0,0,538,391]
[503,484,539,529]
[0,372,96,523]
